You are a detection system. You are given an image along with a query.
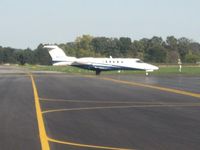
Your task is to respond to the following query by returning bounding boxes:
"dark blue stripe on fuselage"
[53,61,144,71]
[72,64,144,71]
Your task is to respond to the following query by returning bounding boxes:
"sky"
[0,0,199,49]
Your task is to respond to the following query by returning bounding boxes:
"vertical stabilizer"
[44,45,68,62]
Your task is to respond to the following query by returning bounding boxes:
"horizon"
[0,35,198,50]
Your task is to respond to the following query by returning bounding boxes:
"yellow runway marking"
[102,77,200,98]
[30,75,50,150]
[83,76,200,99]
[40,97,168,104]
[30,74,200,149]
[31,75,135,150]
[47,137,133,150]
[42,103,200,114]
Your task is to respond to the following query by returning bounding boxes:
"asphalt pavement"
[0,66,40,150]
[1,65,200,150]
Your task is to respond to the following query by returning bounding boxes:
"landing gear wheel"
[96,70,101,75]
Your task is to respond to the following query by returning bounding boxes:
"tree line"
[0,35,200,65]
[0,44,51,65]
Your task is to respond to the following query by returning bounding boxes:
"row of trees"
[60,35,200,63]
[0,45,51,65]
[0,35,200,65]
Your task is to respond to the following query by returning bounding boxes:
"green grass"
[24,64,94,74]
[152,66,200,75]
[24,64,200,76]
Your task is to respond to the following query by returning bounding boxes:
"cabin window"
[121,61,123,63]
[117,61,119,63]
[109,61,111,63]
[136,60,144,63]
[113,61,115,63]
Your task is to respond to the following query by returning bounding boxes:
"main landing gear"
[95,70,101,75]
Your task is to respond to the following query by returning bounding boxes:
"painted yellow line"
[31,74,200,150]
[84,76,200,99]
[47,137,133,150]
[42,103,200,114]
[103,77,200,98]
[40,97,167,104]
[30,75,135,150]
[30,75,50,150]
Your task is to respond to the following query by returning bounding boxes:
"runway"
[0,67,40,150]
[1,66,200,150]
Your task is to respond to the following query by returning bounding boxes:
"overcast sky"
[0,0,199,49]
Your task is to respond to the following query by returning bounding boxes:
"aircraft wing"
[72,61,117,70]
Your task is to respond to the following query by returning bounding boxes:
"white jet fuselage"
[44,45,159,74]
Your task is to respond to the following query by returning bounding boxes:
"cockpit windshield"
[136,60,144,63]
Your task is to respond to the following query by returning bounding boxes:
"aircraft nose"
[152,65,159,70]
[146,64,159,70]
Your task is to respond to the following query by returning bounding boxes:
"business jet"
[44,45,159,75]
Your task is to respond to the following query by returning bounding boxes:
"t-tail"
[44,45,76,65]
